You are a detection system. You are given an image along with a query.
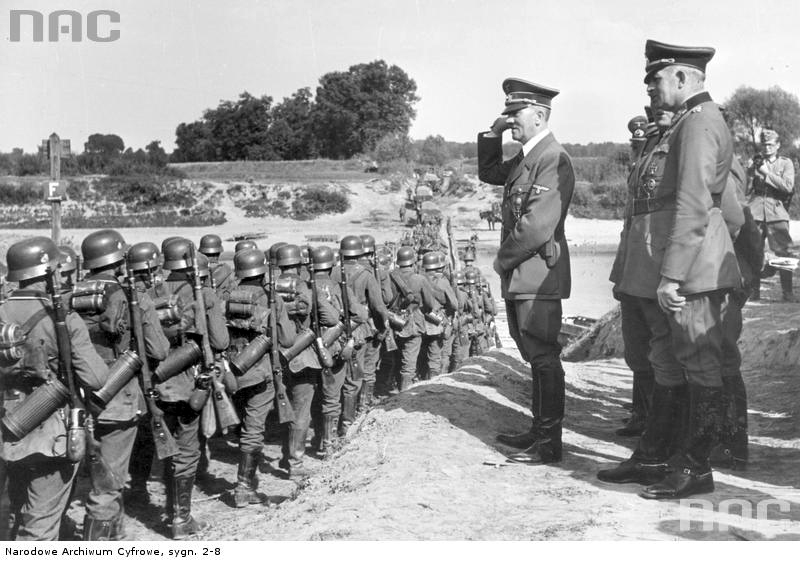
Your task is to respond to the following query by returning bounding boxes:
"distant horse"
[479,203,501,230]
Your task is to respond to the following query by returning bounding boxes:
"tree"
[204,92,276,161]
[268,88,317,160]
[145,140,168,168]
[173,121,216,162]
[312,60,419,159]
[725,86,800,153]
[418,135,450,167]
[372,133,415,163]
[84,133,125,157]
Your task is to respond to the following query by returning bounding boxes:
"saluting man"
[478,78,575,465]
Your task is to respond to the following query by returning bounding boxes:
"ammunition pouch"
[188,374,212,412]
[229,334,272,377]
[424,310,444,326]
[1,377,70,441]
[387,310,410,331]
[153,339,202,383]
[71,281,108,315]
[90,350,143,408]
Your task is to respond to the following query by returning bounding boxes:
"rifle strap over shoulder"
[21,307,52,336]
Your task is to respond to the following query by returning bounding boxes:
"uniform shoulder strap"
[20,306,52,335]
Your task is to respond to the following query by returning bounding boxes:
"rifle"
[306,245,335,370]
[445,218,464,343]
[126,263,179,460]
[75,255,84,282]
[0,274,6,305]
[268,257,295,423]
[188,243,240,433]
[45,260,121,494]
[338,259,360,379]
[208,266,237,395]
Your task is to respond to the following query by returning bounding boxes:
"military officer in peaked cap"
[598,40,740,500]
[478,78,575,465]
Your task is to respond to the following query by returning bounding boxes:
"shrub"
[291,186,349,220]
[0,181,42,205]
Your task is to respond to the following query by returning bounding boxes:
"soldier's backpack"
[72,280,129,360]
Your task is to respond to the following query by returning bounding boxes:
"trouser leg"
[397,335,422,391]
[8,459,78,541]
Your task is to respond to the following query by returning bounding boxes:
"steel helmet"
[455,271,466,285]
[58,245,78,274]
[269,242,289,262]
[396,246,416,268]
[81,229,126,270]
[235,240,258,253]
[161,236,182,254]
[5,236,59,282]
[465,270,479,285]
[422,251,444,271]
[127,242,160,272]
[162,238,194,271]
[359,234,376,255]
[199,234,223,255]
[311,246,335,271]
[340,235,364,258]
[234,248,269,279]
[276,244,302,268]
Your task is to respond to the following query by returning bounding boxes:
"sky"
[1,0,799,153]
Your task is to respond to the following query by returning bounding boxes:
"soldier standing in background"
[1,237,107,540]
[419,252,457,380]
[479,78,575,465]
[199,234,236,301]
[746,129,797,302]
[78,229,170,540]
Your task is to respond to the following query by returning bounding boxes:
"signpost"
[41,133,70,244]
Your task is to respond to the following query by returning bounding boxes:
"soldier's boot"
[338,393,357,437]
[357,381,374,413]
[497,370,541,448]
[309,414,323,453]
[196,437,211,482]
[506,362,564,465]
[233,452,264,507]
[617,370,654,437]
[83,516,115,541]
[710,376,748,470]
[780,270,798,302]
[640,384,721,500]
[170,475,208,539]
[398,374,414,392]
[318,414,338,459]
[279,427,311,479]
[598,383,685,485]
[750,278,761,301]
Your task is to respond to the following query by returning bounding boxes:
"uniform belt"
[631,193,720,216]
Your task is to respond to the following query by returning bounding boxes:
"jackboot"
[398,374,414,392]
[640,384,722,500]
[280,427,311,479]
[170,475,208,539]
[338,393,357,437]
[781,270,798,302]
[357,381,374,414]
[710,376,748,470]
[497,368,541,448]
[318,414,338,459]
[233,452,263,507]
[617,370,654,437]
[598,383,685,484]
[750,278,761,301]
[506,362,564,465]
[83,516,115,541]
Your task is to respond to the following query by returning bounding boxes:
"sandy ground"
[3,178,800,541]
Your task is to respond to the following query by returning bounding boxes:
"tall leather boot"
[338,393,357,437]
[83,516,115,541]
[598,383,685,484]
[497,367,541,448]
[710,376,748,470]
[640,384,722,500]
[398,374,414,392]
[506,362,564,464]
[233,451,263,507]
[170,475,207,539]
[750,278,761,301]
[357,381,374,414]
[280,427,311,479]
[318,414,338,459]
[780,270,798,302]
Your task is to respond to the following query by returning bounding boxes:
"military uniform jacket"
[478,131,574,300]
[613,92,740,298]
[210,262,236,301]
[155,274,230,402]
[388,267,437,338]
[332,261,388,333]
[746,155,795,223]
[358,257,395,306]
[82,272,169,423]
[227,280,295,390]
[1,285,107,463]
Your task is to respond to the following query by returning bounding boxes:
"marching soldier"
[78,229,170,540]
[449,271,471,371]
[420,252,457,379]
[1,237,107,541]
[198,234,236,301]
[57,245,79,293]
[598,41,739,499]
[479,78,574,465]
[227,248,294,505]
[387,246,437,391]
[333,236,388,432]
[156,237,229,537]
[746,129,797,301]
[463,270,488,356]
[273,244,339,478]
